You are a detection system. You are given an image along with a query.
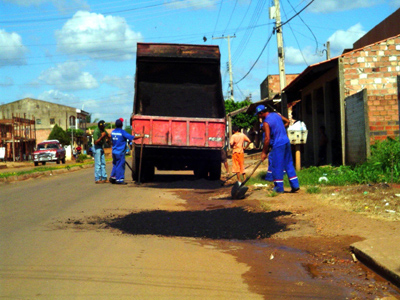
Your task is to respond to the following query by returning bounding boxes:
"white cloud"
[85,93,133,123]
[56,11,143,61]
[102,75,134,90]
[0,29,28,67]
[38,89,80,105]
[4,0,89,12]
[37,61,98,91]
[389,0,400,6]
[285,46,325,66]
[328,23,366,54]
[308,0,383,13]
[164,0,217,10]
[0,76,14,87]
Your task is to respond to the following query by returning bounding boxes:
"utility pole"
[213,35,236,100]
[271,0,286,95]
[326,41,331,60]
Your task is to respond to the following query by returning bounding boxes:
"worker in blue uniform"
[109,118,142,185]
[255,105,299,193]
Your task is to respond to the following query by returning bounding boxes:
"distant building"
[0,98,89,144]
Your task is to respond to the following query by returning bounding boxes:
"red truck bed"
[132,115,225,148]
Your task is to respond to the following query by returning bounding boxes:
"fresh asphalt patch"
[107,207,291,240]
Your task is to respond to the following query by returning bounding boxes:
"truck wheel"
[42,162,46,166]
[209,161,221,180]
[142,163,155,182]
[34,162,38,166]
[194,163,208,179]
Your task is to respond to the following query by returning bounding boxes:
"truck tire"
[142,162,155,182]
[209,161,221,180]
[34,162,38,166]
[42,162,46,166]
[194,163,208,179]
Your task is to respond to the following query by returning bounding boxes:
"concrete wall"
[341,34,400,145]
[345,90,370,165]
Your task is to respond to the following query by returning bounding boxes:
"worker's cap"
[254,105,266,116]
[115,119,123,128]
[98,120,105,127]
[119,118,124,122]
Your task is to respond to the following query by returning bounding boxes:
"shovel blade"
[231,181,241,198]
[231,182,249,200]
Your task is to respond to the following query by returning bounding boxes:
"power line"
[285,0,319,53]
[235,31,274,84]
[275,0,315,29]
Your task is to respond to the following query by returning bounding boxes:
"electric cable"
[235,30,274,84]
[286,0,318,54]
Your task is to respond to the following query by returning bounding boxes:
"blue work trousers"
[94,146,107,181]
[110,153,126,183]
[270,142,299,192]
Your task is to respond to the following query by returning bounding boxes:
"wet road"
[1,164,398,299]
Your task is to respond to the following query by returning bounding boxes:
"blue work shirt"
[111,128,134,155]
[264,112,289,148]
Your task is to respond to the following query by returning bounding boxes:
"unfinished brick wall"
[342,34,400,144]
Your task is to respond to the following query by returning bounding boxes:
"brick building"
[283,10,400,167]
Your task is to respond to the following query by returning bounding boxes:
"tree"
[225,97,257,129]
[48,124,70,145]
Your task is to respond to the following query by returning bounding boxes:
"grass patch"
[0,160,94,179]
[306,186,321,194]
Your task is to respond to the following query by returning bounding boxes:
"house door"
[345,89,370,165]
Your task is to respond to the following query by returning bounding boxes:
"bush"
[76,154,88,163]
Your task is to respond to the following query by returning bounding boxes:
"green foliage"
[66,128,85,138]
[225,98,257,129]
[251,137,400,188]
[295,137,400,185]
[76,154,88,163]
[48,124,70,145]
[306,186,321,194]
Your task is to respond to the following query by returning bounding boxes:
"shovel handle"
[221,162,255,185]
[241,160,263,186]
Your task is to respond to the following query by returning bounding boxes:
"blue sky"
[1,0,399,125]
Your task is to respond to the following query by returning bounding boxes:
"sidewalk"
[351,237,400,286]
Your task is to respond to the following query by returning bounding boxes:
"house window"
[69,116,76,127]
[50,118,55,125]
[36,119,41,125]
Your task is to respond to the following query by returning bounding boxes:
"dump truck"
[131,43,226,182]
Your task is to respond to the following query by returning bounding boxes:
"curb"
[0,164,93,184]
[351,238,400,288]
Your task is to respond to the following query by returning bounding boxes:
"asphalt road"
[0,166,263,299]
[2,164,398,299]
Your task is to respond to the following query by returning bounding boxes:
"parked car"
[33,140,66,166]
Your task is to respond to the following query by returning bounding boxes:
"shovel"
[221,162,257,186]
[231,160,263,200]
